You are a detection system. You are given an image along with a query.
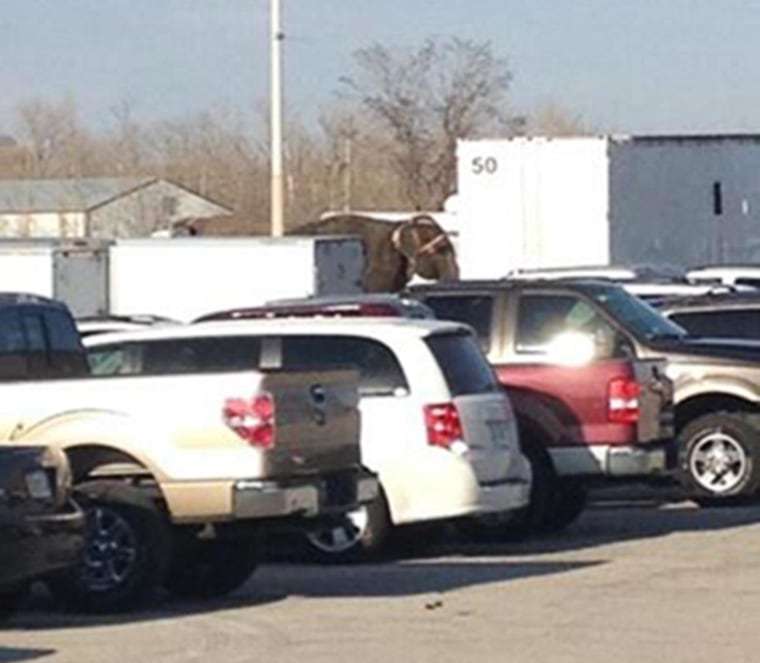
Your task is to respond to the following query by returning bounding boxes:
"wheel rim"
[81,506,139,592]
[689,430,748,494]
[306,507,369,553]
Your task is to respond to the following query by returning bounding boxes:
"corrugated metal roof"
[0,177,156,213]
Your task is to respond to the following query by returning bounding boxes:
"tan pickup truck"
[0,294,374,612]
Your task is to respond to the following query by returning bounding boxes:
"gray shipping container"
[456,134,760,278]
[0,239,109,317]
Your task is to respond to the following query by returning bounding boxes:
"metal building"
[0,177,230,239]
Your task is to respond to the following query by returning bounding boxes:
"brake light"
[354,303,399,317]
[424,402,464,449]
[223,392,275,449]
[607,378,641,424]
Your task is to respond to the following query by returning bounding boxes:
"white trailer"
[108,236,365,321]
[456,135,760,278]
[0,239,108,317]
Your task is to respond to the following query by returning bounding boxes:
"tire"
[677,412,760,501]
[46,482,171,613]
[0,584,28,622]
[462,439,557,542]
[541,478,587,532]
[303,490,392,562]
[164,536,260,600]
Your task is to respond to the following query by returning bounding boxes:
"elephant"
[288,214,460,292]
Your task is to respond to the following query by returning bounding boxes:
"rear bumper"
[549,440,673,477]
[0,501,85,586]
[232,468,378,520]
[472,476,532,514]
[390,452,533,526]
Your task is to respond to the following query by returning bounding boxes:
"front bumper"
[0,500,85,586]
[233,469,379,520]
[550,440,674,477]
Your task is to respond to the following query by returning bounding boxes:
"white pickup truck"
[0,293,374,612]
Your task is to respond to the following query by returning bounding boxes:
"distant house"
[0,177,231,239]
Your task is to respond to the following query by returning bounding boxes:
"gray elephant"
[289,214,460,292]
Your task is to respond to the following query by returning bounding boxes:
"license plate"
[485,420,510,445]
[25,469,53,500]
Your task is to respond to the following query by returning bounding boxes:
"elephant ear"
[391,220,423,260]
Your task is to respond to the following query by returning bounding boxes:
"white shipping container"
[108,236,365,322]
[456,135,760,278]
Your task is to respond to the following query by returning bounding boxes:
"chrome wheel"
[82,506,138,592]
[689,431,748,495]
[307,507,369,553]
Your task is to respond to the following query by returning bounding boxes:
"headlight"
[25,469,53,500]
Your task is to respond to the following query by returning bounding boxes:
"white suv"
[84,318,531,559]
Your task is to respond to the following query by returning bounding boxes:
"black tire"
[462,439,557,542]
[677,412,760,501]
[0,584,28,622]
[541,478,587,532]
[303,490,392,562]
[46,482,171,613]
[164,536,260,600]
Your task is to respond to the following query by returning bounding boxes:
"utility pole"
[270,0,285,237]
[342,134,352,212]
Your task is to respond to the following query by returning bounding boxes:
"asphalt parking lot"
[4,495,760,663]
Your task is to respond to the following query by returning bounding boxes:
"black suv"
[0,293,88,380]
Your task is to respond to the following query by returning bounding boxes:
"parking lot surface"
[3,498,760,663]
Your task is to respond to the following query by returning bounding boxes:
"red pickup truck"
[207,286,675,537]
[407,280,675,535]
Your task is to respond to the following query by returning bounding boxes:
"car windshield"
[585,283,688,341]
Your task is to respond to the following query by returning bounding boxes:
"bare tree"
[150,110,269,231]
[528,101,590,136]
[13,97,96,178]
[341,36,514,208]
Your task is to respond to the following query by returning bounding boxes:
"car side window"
[281,335,409,396]
[21,311,47,351]
[419,295,493,351]
[516,293,626,358]
[88,345,138,376]
[140,337,261,374]
[0,309,26,354]
[0,309,28,379]
[668,309,760,339]
[43,310,83,351]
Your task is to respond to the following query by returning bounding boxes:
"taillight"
[607,378,641,424]
[223,392,275,449]
[424,402,464,449]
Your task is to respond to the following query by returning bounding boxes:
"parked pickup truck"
[408,280,675,534]
[0,293,375,612]
[85,318,532,557]
[1,446,84,621]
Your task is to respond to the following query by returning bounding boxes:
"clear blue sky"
[1,0,759,136]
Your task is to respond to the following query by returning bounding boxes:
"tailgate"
[260,369,361,477]
[455,392,519,484]
[633,358,674,443]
